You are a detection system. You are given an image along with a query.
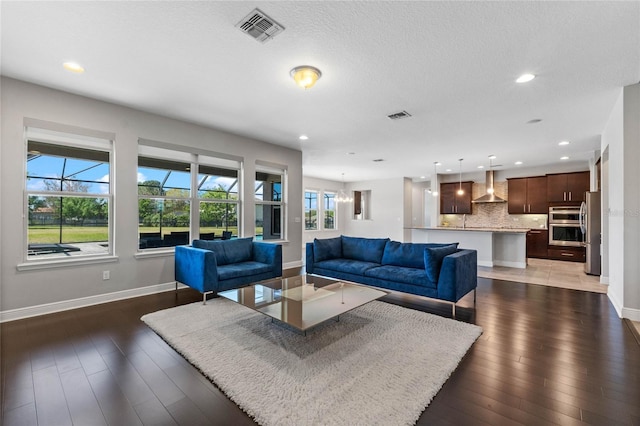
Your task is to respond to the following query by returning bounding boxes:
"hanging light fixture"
[290,65,322,89]
[432,162,440,197]
[335,173,353,203]
[457,159,464,195]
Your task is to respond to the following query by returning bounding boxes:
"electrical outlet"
[103,270,110,280]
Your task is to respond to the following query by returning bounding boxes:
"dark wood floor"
[2,272,639,425]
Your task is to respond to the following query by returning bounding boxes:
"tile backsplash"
[440,181,548,229]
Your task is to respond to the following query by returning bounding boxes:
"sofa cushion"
[424,244,459,283]
[192,237,253,266]
[365,265,436,288]
[315,258,380,275]
[341,236,389,263]
[217,261,272,281]
[381,241,459,269]
[313,237,342,262]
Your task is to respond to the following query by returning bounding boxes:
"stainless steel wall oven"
[548,206,583,246]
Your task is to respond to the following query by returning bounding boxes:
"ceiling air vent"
[387,110,412,120]
[236,8,284,43]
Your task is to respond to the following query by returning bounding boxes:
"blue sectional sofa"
[306,236,477,316]
[175,238,282,303]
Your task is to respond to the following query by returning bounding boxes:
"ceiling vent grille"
[236,8,284,43]
[387,110,412,120]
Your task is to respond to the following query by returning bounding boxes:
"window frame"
[255,165,287,241]
[137,144,242,251]
[304,190,319,231]
[23,128,114,264]
[323,191,337,230]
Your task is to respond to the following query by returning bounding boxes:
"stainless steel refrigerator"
[580,192,601,275]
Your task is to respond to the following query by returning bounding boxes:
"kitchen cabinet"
[526,229,548,258]
[507,176,547,214]
[440,181,473,214]
[546,171,589,203]
[547,246,586,262]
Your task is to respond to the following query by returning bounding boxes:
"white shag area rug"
[141,299,482,426]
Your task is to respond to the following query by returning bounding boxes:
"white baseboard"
[622,307,640,322]
[607,286,624,318]
[477,260,494,268]
[600,275,610,285]
[0,282,184,323]
[284,260,303,269]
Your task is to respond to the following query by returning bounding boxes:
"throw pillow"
[341,235,390,263]
[424,244,458,283]
[313,237,343,262]
[382,241,460,269]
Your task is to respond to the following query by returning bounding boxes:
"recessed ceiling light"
[477,165,484,169]
[63,62,85,73]
[516,73,535,83]
[420,176,426,179]
[559,140,570,146]
[560,156,569,160]
[515,161,523,165]
[527,119,542,124]
[435,162,441,166]
[299,135,308,140]
[446,169,452,172]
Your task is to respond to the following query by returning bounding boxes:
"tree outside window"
[305,191,318,230]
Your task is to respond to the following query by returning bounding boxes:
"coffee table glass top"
[218,275,387,331]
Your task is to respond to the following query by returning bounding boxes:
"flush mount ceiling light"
[299,135,308,140]
[63,62,85,73]
[515,161,523,165]
[561,156,569,160]
[516,73,535,83]
[290,66,322,89]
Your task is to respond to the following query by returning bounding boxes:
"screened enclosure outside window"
[138,156,192,249]
[26,136,112,260]
[138,145,242,249]
[198,164,239,240]
[304,191,318,230]
[324,192,336,230]
[255,168,285,240]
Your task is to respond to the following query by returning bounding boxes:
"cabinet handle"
[561,253,574,257]
[530,231,541,234]
[563,192,567,201]
[523,204,526,213]
[528,204,531,212]
[569,191,572,201]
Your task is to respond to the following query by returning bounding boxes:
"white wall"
[601,83,640,320]
[343,177,406,242]
[1,77,303,313]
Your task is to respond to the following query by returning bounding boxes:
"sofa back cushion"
[381,241,459,269]
[424,244,459,283]
[341,235,389,264]
[313,237,343,262]
[192,238,253,265]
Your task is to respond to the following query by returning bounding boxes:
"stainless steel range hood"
[472,170,506,203]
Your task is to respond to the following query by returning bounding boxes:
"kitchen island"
[409,227,531,268]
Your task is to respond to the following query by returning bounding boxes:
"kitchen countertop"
[411,227,533,233]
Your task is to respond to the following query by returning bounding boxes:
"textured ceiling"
[2,1,639,182]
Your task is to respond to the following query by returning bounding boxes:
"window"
[138,156,191,248]
[198,163,239,240]
[323,192,336,230]
[304,191,318,230]
[255,166,286,240]
[26,131,112,260]
[138,144,241,249]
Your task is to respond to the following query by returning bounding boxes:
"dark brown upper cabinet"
[440,181,473,214]
[507,176,547,214]
[546,171,589,203]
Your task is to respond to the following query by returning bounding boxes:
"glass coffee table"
[218,275,387,333]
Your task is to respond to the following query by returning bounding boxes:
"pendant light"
[431,162,440,197]
[335,173,353,203]
[457,159,464,195]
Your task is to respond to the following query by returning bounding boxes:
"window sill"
[134,248,175,259]
[17,255,119,271]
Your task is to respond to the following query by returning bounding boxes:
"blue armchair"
[175,238,282,303]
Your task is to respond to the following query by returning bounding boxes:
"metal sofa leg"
[452,303,456,319]
[202,291,213,305]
